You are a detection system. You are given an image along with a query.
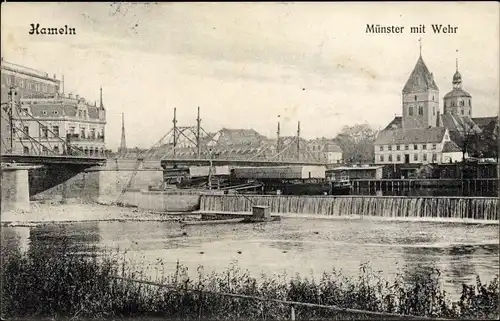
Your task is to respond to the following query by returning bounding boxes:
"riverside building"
[1,59,107,156]
[374,50,497,169]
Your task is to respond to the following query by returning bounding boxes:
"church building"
[373,50,472,169]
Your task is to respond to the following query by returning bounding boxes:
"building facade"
[374,127,463,165]
[14,93,106,156]
[1,59,106,156]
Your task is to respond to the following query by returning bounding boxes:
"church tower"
[443,55,472,116]
[401,41,440,129]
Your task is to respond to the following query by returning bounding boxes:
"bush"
[1,239,498,320]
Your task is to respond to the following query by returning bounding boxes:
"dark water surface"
[2,218,498,300]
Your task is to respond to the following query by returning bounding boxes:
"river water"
[2,216,498,300]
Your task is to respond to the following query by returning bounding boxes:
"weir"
[199,195,500,221]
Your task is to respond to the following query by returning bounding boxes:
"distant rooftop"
[1,59,60,82]
[374,127,447,145]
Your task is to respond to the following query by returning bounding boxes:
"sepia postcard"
[1,2,499,320]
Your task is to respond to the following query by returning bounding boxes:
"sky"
[1,2,499,150]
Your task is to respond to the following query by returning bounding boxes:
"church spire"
[402,54,439,94]
[418,37,422,57]
[119,112,127,153]
[99,87,105,109]
[452,49,462,89]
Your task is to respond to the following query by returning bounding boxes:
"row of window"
[380,143,437,151]
[40,110,59,116]
[407,105,437,116]
[444,108,471,116]
[379,153,437,162]
[23,145,105,157]
[6,77,56,94]
[38,126,60,138]
[20,125,104,140]
[68,126,104,139]
[28,109,95,118]
[447,99,471,107]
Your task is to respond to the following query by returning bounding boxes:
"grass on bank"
[1,237,499,320]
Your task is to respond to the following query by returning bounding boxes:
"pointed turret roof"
[402,56,439,93]
[99,87,105,110]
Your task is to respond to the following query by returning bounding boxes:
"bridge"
[1,94,331,212]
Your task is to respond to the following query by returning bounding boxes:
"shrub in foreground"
[1,238,498,320]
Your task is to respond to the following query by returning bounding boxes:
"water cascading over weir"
[199,195,499,221]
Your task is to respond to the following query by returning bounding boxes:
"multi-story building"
[14,91,106,156]
[1,59,106,156]
[1,59,61,101]
[1,59,59,152]
[374,127,462,164]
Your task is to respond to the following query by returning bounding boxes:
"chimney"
[75,94,79,100]
[68,93,73,99]
[53,74,56,79]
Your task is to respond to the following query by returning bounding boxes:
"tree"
[333,124,378,164]
[469,121,499,160]
[458,120,498,161]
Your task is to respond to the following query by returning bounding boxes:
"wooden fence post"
[290,305,296,321]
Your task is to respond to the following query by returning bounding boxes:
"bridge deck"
[1,154,107,166]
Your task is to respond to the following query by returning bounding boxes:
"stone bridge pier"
[28,163,164,205]
[1,165,31,212]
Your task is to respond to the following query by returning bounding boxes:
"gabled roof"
[440,114,481,134]
[383,116,403,130]
[442,141,462,153]
[402,56,439,93]
[374,127,446,145]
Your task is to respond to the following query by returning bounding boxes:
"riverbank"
[1,202,199,226]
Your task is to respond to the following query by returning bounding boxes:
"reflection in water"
[28,223,102,255]
[1,227,31,254]
[1,219,498,300]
